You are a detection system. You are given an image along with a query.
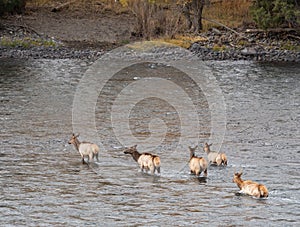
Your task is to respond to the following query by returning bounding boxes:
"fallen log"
[51,0,76,12]
[245,28,298,33]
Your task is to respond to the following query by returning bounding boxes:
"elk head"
[68,133,80,144]
[124,144,137,154]
[203,142,212,153]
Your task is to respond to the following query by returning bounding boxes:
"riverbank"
[1,8,300,62]
[189,28,300,62]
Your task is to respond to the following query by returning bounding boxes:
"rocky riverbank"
[1,15,300,62]
[189,28,300,62]
[0,45,104,61]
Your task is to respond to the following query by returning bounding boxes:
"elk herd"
[68,133,269,199]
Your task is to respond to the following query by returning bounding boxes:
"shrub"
[251,0,300,29]
[0,0,26,16]
[127,0,183,39]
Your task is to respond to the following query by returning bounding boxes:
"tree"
[182,0,206,33]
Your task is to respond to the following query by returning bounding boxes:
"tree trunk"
[182,2,193,30]
[192,0,205,33]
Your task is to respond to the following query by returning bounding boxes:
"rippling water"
[0,57,299,226]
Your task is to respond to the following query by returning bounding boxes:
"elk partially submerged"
[189,145,208,177]
[124,145,161,174]
[233,172,269,198]
[203,143,227,166]
[68,133,99,164]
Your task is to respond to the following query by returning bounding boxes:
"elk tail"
[152,156,161,167]
[259,184,269,198]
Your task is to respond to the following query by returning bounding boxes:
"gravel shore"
[1,21,299,62]
[189,28,300,62]
[0,45,104,60]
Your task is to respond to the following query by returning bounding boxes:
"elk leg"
[204,169,208,177]
[157,167,160,174]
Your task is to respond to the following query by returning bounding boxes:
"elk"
[68,133,99,164]
[124,145,161,174]
[203,143,227,166]
[233,172,269,198]
[189,145,208,177]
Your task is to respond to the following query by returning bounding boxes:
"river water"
[0,55,299,226]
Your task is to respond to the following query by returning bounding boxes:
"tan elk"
[189,145,208,177]
[124,145,161,174]
[203,143,227,166]
[68,133,99,164]
[233,172,269,198]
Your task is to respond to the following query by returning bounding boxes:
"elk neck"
[131,150,141,162]
[190,151,195,160]
[234,177,244,189]
[73,137,81,151]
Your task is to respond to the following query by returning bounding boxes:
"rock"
[241,47,257,56]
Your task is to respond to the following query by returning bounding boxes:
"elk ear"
[209,143,212,147]
[133,145,137,148]
[195,145,198,149]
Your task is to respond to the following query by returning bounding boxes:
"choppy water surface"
[0,57,299,226]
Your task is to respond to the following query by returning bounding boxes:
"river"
[0,55,299,226]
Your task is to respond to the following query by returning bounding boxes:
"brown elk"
[124,145,161,174]
[203,143,227,166]
[233,172,269,198]
[68,133,99,164]
[189,145,208,177]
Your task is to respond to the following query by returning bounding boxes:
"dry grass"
[26,0,254,41]
[27,0,253,28]
[26,0,126,14]
[157,35,208,49]
[203,0,253,30]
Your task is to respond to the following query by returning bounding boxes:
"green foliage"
[212,44,227,52]
[0,37,57,48]
[0,0,26,15]
[281,41,300,51]
[251,0,300,29]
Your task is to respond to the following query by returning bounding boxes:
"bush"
[0,0,26,16]
[127,0,183,39]
[251,0,300,29]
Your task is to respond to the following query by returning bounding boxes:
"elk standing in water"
[124,145,161,174]
[68,133,99,164]
[233,172,269,198]
[203,143,227,166]
[189,145,208,177]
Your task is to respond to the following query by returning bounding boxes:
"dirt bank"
[0,5,136,50]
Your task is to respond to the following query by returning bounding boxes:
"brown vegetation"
[23,0,255,42]
[2,0,298,52]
